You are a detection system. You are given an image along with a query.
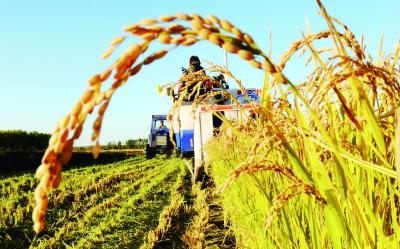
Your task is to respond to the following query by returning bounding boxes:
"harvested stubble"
[140,161,190,249]
[33,158,178,248]
[181,184,209,249]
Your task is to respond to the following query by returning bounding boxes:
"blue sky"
[0,0,399,145]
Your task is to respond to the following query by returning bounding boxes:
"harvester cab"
[145,115,173,158]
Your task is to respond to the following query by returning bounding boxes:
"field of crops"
[0,155,233,248]
[1,155,222,248]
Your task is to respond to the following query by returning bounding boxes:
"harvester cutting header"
[146,55,261,181]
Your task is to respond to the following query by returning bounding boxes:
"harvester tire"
[145,144,155,159]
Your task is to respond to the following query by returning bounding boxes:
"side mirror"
[181,67,188,75]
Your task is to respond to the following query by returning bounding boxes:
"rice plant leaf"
[308,136,396,178]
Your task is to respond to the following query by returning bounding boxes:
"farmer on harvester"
[174,55,206,101]
[187,55,205,74]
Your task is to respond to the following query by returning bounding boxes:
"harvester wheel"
[145,144,155,159]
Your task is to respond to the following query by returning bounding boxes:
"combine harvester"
[170,71,261,181]
[165,71,261,182]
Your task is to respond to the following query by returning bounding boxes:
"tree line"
[0,130,146,174]
[108,138,147,149]
[0,130,146,152]
[0,130,50,151]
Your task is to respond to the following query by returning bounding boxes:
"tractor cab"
[145,115,173,158]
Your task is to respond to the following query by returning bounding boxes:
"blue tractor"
[145,115,173,158]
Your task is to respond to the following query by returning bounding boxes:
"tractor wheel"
[165,148,173,158]
[145,145,154,159]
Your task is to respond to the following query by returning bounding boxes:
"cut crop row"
[0,156,155,228]
[32,158,181,248]
[70,159,185,248]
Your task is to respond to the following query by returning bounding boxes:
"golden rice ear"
[272,71,288,84]
[89,75,102,86]
[248,59,262,69]
[208,14,220,25]
[158,32,173,44]
[35,164,47,179]
[59,129,69,143]
[42,149,57,164]
[72,102,83,118]
[171,36,186,45]
[141,33,157,41]
[93,116,102,131]
[159,15,176,22]
[243,33,254,44]
[110,35,126,46]
[60,139,73,165]
[168,24,186,33]
[139,18,158,26]
[73,124,83,139]
[220,19,233,33]
[101,47,115,59]
[182,39,197,46]
[238,50,254,61]
[123,24,138,32]
[222,41,239,54]
[129,63,142,76]
[52,173,62,189]
[69,116,79,130]
[33,221,45,234]
[176,12,191,21]
[159,48,171,58]
[232,27,243,39]
[80,90,95,104]
[208,33,223,46]
[39,173,52,194]
[191,18,204,31]
[92,141,100,159]
[59,115,71,129]
[100,68,113,81]
[98,101,109,116]
[198,29,211,40]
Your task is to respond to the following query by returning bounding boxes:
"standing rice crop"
[206,1,400,248]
